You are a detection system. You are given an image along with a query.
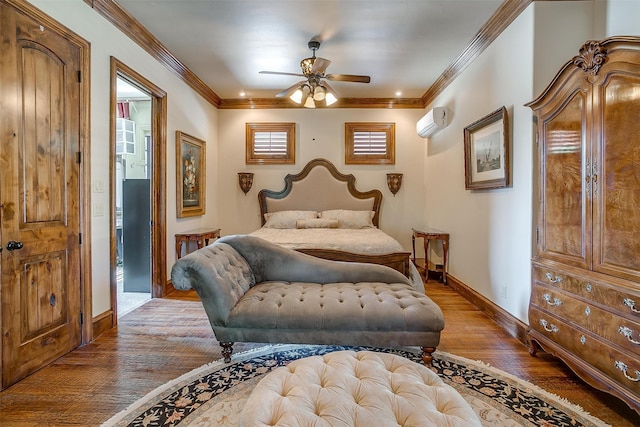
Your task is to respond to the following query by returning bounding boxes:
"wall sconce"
[386,173,403,196]
[238,172,254,195]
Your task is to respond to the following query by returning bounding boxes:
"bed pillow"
[318,209,375,229]
[263,210,318,229]
[296,218,339,229]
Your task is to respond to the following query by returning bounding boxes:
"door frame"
[109,57,167,323]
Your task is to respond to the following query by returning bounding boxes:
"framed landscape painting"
[463,106,510,190]
[176,131,206,217]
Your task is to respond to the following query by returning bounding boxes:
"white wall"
[422,2,596,323]
[28,0,219,316]
[217,108,426,250]
[604,0,640,36]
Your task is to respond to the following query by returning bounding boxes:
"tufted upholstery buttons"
[226,282,444,332]
[239,350,480,427]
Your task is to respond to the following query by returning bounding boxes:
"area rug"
[102,344,610,427]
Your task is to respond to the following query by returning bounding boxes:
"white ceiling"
[116,0,504,100]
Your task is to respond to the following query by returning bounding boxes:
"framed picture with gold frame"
[176,131,205,217]
[463,106,510,190]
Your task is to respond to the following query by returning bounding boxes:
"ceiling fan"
[259,39,371,108]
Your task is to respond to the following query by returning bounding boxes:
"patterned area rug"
[102,344,610,427]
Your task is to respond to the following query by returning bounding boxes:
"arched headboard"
[258,158,383,227]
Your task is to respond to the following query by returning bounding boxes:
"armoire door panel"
[539,89,591,268]
[593,70,640,282]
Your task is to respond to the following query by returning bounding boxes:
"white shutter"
[253,131,288,156]
[353,131,388,156]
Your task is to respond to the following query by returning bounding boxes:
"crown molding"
[421,0,532,106]
[84,0,221,107]
[85,0,530,110]
[218,97,425,109]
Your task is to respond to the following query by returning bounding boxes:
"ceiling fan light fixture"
[290,88,303,104]
[304,96,316,108]
[324,85,338,106]
[313,85,326,101]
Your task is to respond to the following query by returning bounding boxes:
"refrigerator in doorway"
[122,179,151,293]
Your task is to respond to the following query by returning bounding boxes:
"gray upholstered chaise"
[170,235,444,364]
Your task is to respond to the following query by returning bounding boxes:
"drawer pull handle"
[580,335,586,345]
[614,361,640,382]
[545,272,563,283]
[542,293,563,306]
[539,319,559,333]
[585,306,591,316]
[619,326,640,345]
[585,283,592,292]
[623,298,640,314]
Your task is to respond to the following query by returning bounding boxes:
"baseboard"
[446,274,529,346]
[92,309,114,339]
[164,279,176,295]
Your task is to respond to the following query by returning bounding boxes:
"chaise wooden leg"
[420,346,436,366]
[220,341,234,363]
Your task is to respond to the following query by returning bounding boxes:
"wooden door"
[592,58,640,283]
[534,83,592,269]
[0,1,82,388]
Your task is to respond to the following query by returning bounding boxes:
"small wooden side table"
[412,228,449,284]
[175,228,221,259]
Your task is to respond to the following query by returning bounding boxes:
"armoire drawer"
[531,283,640,354]
[529,306,640,395]
[533,264,640,319]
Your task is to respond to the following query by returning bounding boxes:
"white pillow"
[318,209,375,229]
[263,210,318,229]
[296,218,339,229]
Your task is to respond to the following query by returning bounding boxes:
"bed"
[250,158,422,289]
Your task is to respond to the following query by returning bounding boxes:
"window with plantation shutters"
[246,123,295,164]
[345,122,395,165]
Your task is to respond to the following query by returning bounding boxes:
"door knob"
[6,241,23,251]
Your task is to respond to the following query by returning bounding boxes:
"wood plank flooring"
[0,281,638,426]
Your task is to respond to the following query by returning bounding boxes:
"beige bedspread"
[249,228,405,255]
[249,227,424,293]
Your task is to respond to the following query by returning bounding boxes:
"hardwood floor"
[0,280,638,426]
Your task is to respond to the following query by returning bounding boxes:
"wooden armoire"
[527,37,640,414]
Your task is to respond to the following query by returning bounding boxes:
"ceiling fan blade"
[311,57,331,74]
[275,80,307,98]
[259,71,306,77]
[325,73,371,83]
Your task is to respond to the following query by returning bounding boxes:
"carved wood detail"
[573,40,607,75]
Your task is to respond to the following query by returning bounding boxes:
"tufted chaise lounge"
[170,235,445,364]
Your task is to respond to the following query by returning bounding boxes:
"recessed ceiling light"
[239,91,246,97]
[395,91,402,97]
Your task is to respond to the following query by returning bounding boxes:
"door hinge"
[536,227,539,244]
[76,152,81,164]
[535,130,539,146]
[79,233,82,244]
[80,312,84,325]
[77,70,82,83]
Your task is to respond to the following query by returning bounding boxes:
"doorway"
[110,58,167,324]
[115,78,152,316]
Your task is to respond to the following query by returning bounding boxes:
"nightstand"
[175,228,221,259]
[411,228,449,284]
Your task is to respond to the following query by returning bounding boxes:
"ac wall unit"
[416,107,449,138]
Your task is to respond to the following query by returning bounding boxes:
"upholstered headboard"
[258,158,383,227]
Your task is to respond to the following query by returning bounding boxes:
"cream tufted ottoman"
[239,350,481,427]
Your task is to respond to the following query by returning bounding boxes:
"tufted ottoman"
[239,350,481,427]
